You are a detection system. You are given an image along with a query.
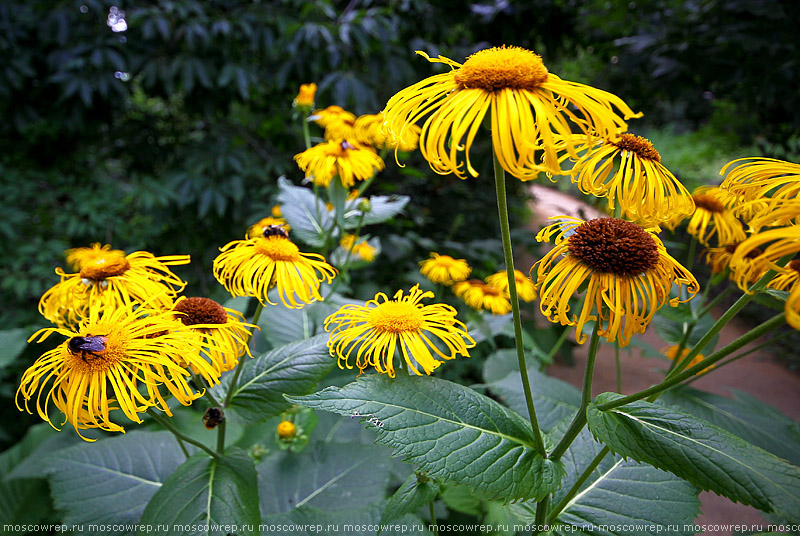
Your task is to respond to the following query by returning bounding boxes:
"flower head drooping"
[768,259,800,292]
[17,301,214,440]
[532,217,698,346]
[485,269,538,302]
[454,279,512,315]
[684,186,746,246]
[339,234,377,263]
[213,233,337,309]
[39,243,190,328]
[293,83,317,110]
[704,243,765,288]
[311,105,357,140]
[173,297,256,373]
[720,157,800,203]
[354,112,421,152]
[419,253,471,285]
[383,46,641,180]
[246,217,290,239]
[727,226,800,295]
[294,139,385,188]
[568,133,694,227]
[325,285,475,377]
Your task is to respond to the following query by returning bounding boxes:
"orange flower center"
[254,236,300,262]
[611,133,661,163]
[693,194,725,213]
[79,252,130,280]
[368,301,423,334]
[454,46,549,91]
[568,218,660,276]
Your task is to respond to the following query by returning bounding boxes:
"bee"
[67,335,108,363]
[202,407,224,430]
[262,224,289,239]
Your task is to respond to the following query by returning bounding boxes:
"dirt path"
[527,185,800,535]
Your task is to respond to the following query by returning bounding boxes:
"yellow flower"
[721,157,800,203]
[277,420,297,439]
[354,112,421,152]
[271,205,283,218]
[485,269,538,302]
[455,279,512,315]
[311,105,357,140]
[213,235,337,308]
[419,253,471,285]
[17,301,214,440]
[340,234,377,262]
[727,226,800,294]
[294,139,385,188]
[39,244,190,328]
[685,186,746,246]
[325,285,475,377]
[704,243,765,288]
[532,217,698,346]
[246,217,290,239]
[294,83,317,109]
[173,297,256,373]
[663,345,714,375]
[768,259,800,292]
[568,133,694,227]
[383,46,641,180]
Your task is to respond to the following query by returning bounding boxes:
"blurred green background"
[1,0,799,447]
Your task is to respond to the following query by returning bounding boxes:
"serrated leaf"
[277,177,333,247]
[258,441,391,514]
[381,473,440,524]
[288,375,565,502]
[40,431,187,535]
[660,386,800,466]
[587,393,800,522]
[138,448,260,536]
[214,334,335,423]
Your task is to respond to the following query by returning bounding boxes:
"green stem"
[147,409,219,459]
[544,325,571,364]
[533,495,550,535]
[326,212,366,297]
[667,320,696,374]
[696,285,735,319]
[547,446,611,524]
[492,150,546,458]
[176,437,190,458]
[597,312,786,411]
[685,237,697,272]
[550,323,601,461]
[429,501,438,536]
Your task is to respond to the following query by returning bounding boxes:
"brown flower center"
[693,194,725,213]
[79,252,131,280]
[790,259,800,273]
[174,297,228,325]
[724,243,763,259]
[454,46,549,91]
[611,133,661,163]
[568,218,660,276]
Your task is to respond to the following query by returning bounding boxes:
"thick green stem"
[685,237,697,272]
[547,446,611,524]
[429,501,438,536]
[533,495,550,535]
[597,312,786,411]
[550,323,601,461]
[147,409,219,459]
[492,150,546,457]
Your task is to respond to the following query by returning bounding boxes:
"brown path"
[527,185,800,535]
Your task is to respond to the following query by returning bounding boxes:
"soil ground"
[527,185,800,536]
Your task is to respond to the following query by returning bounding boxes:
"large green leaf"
[277,177,333,247]
[349,195,410,227]
[660,386,800,466]
[258,441,392,514]
[138,448,260,536]
[380,472,440,525]
[214,334,336,423]
[587,393,800,522]
[288,374,565,502]
[39,431,187,536]
[261,504,430,536]
[0,327,29,371]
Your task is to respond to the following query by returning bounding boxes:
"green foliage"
[587,393,800,523]
[381,473,441,525]
[289,374,565,502]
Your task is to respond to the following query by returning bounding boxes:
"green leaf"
[277,177,333,248]
[587,393,800,522]
[40,431,187,535]
[258,441,392,514]
[288,375,565,502]
[381,472,440,524]
[0,327,29,371]
[660,386,800,466]
[138,448,260,536]
[346,195,410,227]
[653,305,718,352]
[215,334,336,423]
[466,313,512,346]
[440,484,482,516]
[261,504,430,536]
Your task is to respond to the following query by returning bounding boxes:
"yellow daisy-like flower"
[684,186,746,246]
[485,269,538,302]
[246,217,290,239]
[532,217,698,346]
[704,243,765,287]
[768,259,800,292]
[568,133,694,226]
[455,279,512,315]
[294,83,317,109]
[17,301,214,440]
[354,112,421,152]
[213,234,337,308]
[311,105,357,140]
[340,234,377,262]
[39,244,190,328]
[727,226,800,294]
[294,139,385,188]
[663,346,714,375]
[720,157,800,202]
[325,285,475,377]
[383,46,641,180]
[419,252,471,285]
[173,297,256,373]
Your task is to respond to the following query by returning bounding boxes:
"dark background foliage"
[0,0,798,446]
